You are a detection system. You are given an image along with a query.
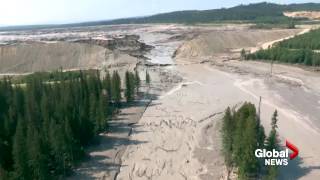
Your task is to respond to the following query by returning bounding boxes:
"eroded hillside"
[0,33,153,73]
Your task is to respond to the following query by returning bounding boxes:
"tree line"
[279,28,320,50]
[221,103,280,179]
[245,47,320,66]
[104,2,320,25]
[244,28,320,67]
[0,69,150,179]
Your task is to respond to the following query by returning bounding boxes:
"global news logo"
[255,140,299,166]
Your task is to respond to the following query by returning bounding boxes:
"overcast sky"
[0,0,314,26]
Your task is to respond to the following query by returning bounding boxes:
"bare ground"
[2,24,320,180]
[116,25,320,180]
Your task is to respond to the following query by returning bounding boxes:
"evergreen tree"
[103,71,112,101]
[125,71,135,102]
[111,71,121,107]
[225,103,265,179]
[146,71,151,86]
[97,96,106,131]
[238,114,259,179]
[222,107,234,167]
[12,118,29,180]
[134,70,141,94]
[89,93,98,134]
[265,110,280,179]
[26,122,49,180]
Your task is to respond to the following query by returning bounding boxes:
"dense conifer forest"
[0,69,143,179]
[221,103,279,179]
[245,29,320,66]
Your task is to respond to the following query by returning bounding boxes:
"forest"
[2,2,320,31]
[279,29,320,50]
[221,103,280,179]
[0,69,148,180]
[245,28,320,66]
[106,2,309,25]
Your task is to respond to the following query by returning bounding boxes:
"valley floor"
[115,25,320,180]
[2,24,320,180]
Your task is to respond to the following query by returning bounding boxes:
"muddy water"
[139,33,183,65]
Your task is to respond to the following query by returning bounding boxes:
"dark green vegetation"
[109,2,318,25]
[1,2,320,31]
[279,29,320,50]
[12,70,96,84]
[0,69,144,180]
[221,103,279,179]
[145,71,151,86]
[245,29,320,66]
[264,111,280,180]
[125,71,140,102]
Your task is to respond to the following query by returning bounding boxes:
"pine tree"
[26,122,49,180]
[265,110,280,179]
[134,70,141,94]
[238,114,259,179]
[103,71,112,101]
[89,93,98,134]
[111,71,121,107]
[125,71,135,102]
[12,118,29,180]
[232,103,262,179]
[266,110,279,151]
[222,107,234,167]
[146,70,151,86]
[97,96,106,131]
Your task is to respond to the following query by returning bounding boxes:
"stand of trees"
[279,29,320,50]
[245,47,320,66]
[0,69,144,180]
[221,103,279,179]
[102,2,318,25]
[125,71,140,102]
[245,28,320,66]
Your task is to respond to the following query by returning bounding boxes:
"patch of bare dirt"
[284,11,320,20]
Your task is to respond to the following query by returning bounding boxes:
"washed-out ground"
[2,24,320,180]
[116,25,320,180]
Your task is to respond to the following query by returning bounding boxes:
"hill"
[107,2,320,24]
[1,2,320,31]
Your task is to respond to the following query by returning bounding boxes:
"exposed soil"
[2,24,320,180]
[284,11,320,20]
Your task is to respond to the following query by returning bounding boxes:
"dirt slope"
[284,11,320,20]
[0,42,106,73]
[174,29,301,60]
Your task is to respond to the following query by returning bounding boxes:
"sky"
[0,0,315,26]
